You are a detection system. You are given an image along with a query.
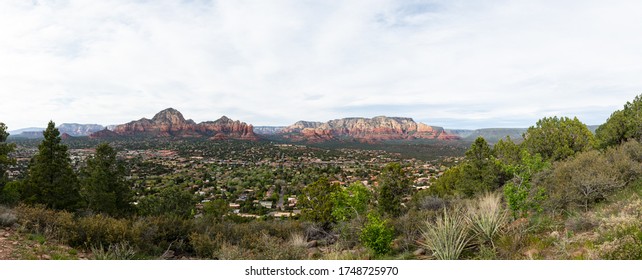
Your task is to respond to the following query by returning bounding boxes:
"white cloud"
[1,0,642,130]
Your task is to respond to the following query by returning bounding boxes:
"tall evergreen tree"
[377,163,411,217]
[0,122,17,204]
[22,121,81,210]
[80,143,133,217]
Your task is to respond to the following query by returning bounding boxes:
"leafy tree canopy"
[522,116,594,162]
[298,177,340,228]
[596,94,642,148]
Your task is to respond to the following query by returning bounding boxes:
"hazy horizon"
[2,1,641,130]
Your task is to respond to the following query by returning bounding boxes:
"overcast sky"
[2,0,642,130]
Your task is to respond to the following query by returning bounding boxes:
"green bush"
[360,212,394,256]
[0,181,21,206]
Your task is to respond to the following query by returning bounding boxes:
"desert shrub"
[467,193,508,248]
[189,232,223,258]
[537,150,624,211]
[218,231,306,260]
[604,140,642,184]
[333,216,366,251]
[0,206,17,227]
[391,209,433,252]
[411,191,448,211]
[130,215,193,256]
[216,242,245,260]
[419,208,470,260]
[565,212,597,233]
[360,212,395,256]
[74,214,130,248]
[15,204,76,242]
[599,224,642,259]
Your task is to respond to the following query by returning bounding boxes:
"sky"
[2,0,642,130]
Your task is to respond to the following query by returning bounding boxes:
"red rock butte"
[90,108,258,141]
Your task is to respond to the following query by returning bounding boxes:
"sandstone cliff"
[280,116,460,142]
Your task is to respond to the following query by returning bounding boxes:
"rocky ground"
[0,227,17,260]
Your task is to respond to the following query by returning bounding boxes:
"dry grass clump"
[466,193,508,248]
[288,232,308,248]
[91,242,137,260]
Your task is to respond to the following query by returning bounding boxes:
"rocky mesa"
[279,116,459,142]
[90,108,258,140]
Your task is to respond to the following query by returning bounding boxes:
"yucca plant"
[419,208,470,260]
[467,193,508,248]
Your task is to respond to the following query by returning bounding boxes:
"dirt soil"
[0,227,17,260]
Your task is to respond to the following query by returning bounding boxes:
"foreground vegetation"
[2,95,642,260]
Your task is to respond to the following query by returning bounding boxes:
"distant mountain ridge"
[253,126,285,135]
[57,123,105,136]
[447,125,601,143]
[278,116,460,142]
[446,128,527,142]
[91,108,258,140]
[8,123,104,138]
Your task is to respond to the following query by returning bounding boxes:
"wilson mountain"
[278,117,460,142]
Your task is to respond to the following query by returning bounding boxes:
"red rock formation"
[91,108,258,140]
[280,116,460,142]
[89,128,119,139]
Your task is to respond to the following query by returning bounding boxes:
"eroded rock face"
[280,116,460,142]
[92,108,258,140]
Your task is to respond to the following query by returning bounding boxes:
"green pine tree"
[298,177,340,228]
[0,122,17,204]
[377,163,411,217]
[80,143,133,217]
[22,121,82,211]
